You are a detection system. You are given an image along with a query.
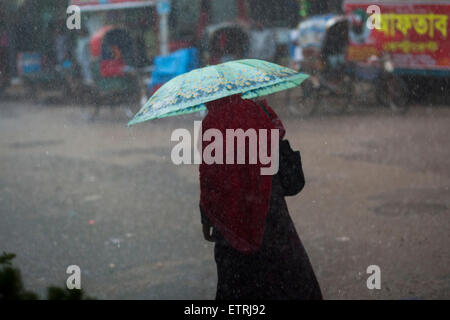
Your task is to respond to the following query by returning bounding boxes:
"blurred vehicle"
[189,0,299,65]
[201,22,250,65]
[347,54,409,113]
[19,50,79,101]
[16,17,89,102]
[61,1,157,110]
[288,14,409,116]
[288,15,353,116]
[344,0,450,79]
[89,26,144,104]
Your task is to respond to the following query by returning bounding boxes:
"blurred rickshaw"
[86,25,155,118]
[201,22,250,65]
[89,26,142,104]
[18,21,79,101]
[287,14,351,116]
[288,14,408,116]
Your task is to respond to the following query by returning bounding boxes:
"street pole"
[158,0,171,56]
[160,13,169,56]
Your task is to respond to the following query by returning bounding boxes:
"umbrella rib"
[236,60,275,79]
[214,65,228,89]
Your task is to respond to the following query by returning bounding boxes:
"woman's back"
[200,95,322,300]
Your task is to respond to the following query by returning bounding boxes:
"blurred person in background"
[289,25,303,71]
[248,21,276,61]
[75,28,93,85]
[53,21,71,67]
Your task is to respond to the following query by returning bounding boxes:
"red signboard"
[344,1,450,75]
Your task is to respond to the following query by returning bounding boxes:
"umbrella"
[128,59,309,126]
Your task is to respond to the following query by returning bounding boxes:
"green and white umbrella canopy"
[128,59,309,126]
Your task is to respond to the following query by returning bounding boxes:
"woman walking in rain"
[127,59,321,299]
[199,94,322,300]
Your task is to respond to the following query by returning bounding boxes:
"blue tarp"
[149,48,199,92]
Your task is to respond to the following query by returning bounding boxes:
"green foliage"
[0,252,39,300]
[46,286,95,300]
[0,253,16,265]
[0,252,95,300]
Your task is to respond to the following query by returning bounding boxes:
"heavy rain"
[0,0,449,304]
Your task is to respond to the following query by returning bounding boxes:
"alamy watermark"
[171,121,280,175]
[66,5,81,30]
[66,265,81,290]
[366,265,381,290]
[366,5,382,30]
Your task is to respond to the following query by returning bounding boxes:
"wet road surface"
[0,97,449,299]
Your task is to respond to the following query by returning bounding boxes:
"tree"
[0,252,95,300]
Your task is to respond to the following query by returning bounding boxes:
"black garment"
[201,173,322,300]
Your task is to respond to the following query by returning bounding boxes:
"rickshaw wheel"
[332,74,354,114]
[288,79,317,117]
[387,76,409,114]
[318,73,353,115]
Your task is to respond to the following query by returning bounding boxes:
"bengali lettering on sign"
[378,13,447,38]
[344,2,450,73]
[382,41,439,54]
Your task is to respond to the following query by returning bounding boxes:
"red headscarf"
[199,95,285,253]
